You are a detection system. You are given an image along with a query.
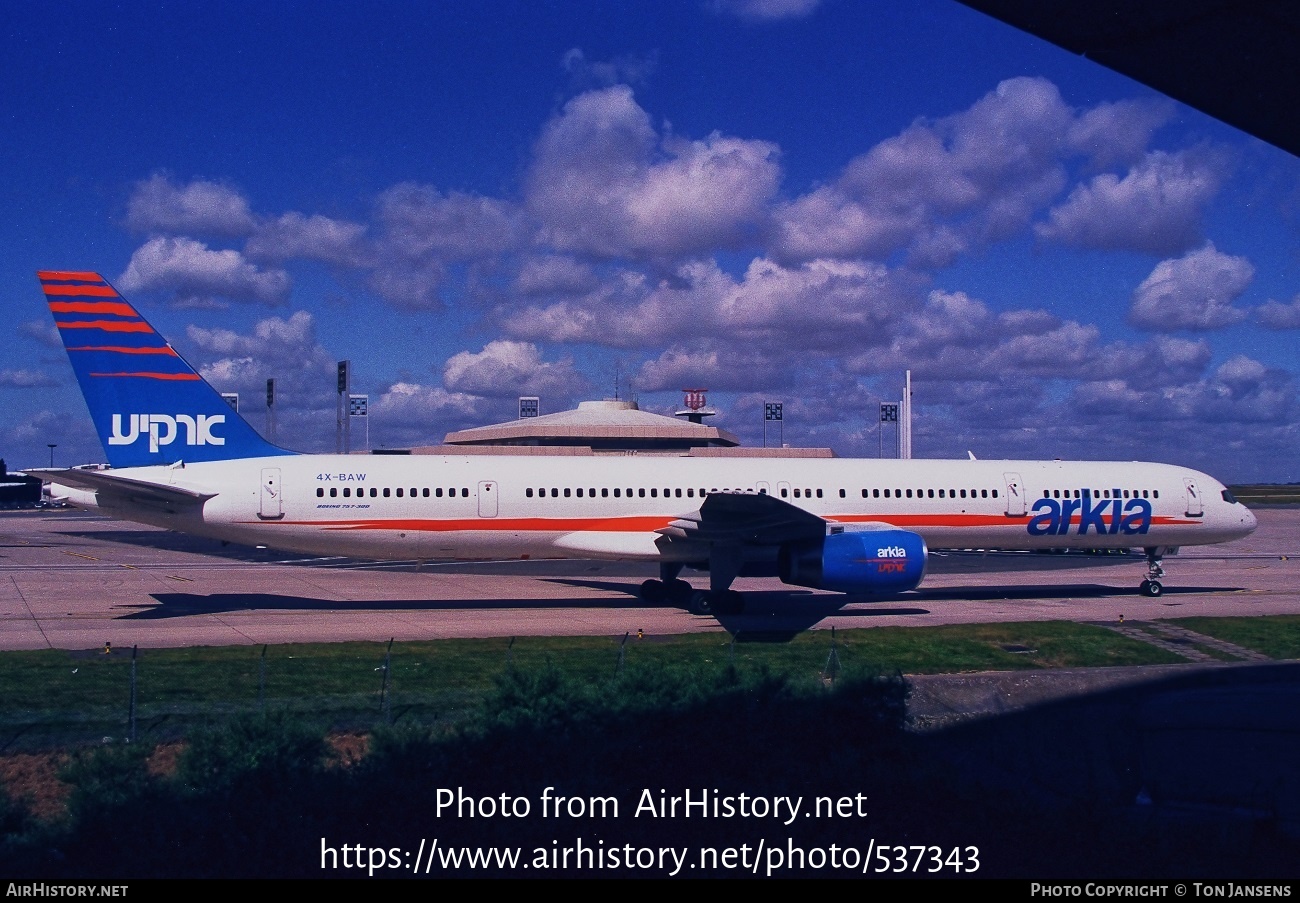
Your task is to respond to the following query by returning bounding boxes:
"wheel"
[688,591,714,615]
[1139,579,1163,597]
[639,579,665,603]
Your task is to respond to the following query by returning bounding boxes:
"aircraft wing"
[30,468,216,513]
[656,491,829,548]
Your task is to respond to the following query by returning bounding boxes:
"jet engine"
[778,528,927,594]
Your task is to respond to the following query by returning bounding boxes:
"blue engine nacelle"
[778,528,928,594]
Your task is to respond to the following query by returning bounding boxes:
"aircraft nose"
[1242,506,1258,534]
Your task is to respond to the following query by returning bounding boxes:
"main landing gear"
[639,561,746,615]
[1139,546,1167,597]
[640,560,697,606]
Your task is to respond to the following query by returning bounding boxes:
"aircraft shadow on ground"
[544,578,933,639]
[132,591,656,619]
[124,579,1237,631]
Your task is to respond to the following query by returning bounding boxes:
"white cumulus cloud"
[1035,151,1222,254]
[126,173,256,237]
[443,340,587,398]
[119,237,290,307]
[527,86,780,259]
[1129,243,1253,331]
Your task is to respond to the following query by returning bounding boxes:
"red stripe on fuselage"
[836,513,1018,527]
[248,511,1203,533]
[256,515,678,533]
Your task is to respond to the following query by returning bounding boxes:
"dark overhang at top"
[958,1,1300,158]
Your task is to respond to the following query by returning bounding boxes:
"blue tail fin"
[38,270,295,467]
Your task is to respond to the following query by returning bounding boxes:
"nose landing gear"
[1139,546,1167,597]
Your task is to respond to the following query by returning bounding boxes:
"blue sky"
[5,0,1299,481]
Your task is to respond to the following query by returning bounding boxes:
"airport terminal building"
[388,399,833,458]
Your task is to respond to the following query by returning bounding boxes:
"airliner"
[33,270,1258,615]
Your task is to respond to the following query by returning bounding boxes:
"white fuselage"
[79,454,1257,563]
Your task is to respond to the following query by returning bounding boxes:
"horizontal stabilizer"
[31,468,215,513]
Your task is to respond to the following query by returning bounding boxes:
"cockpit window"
[1221,489,1238,504]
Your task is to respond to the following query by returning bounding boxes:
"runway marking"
[61,551,100,561]
[165,575,193,582]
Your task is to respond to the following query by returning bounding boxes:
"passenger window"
[329,488,337,498]
[614,488,621,498]
[564,488,571,498]
[602,488,609,498]
[396,488,403,497]
[638,489,646,498]
[383,488,391,498]
[422,488,429,498]
[344,488,351,497]
[780,488,788,498]
[576,488,583,497]
[927,489,934,498]
[317,488,324,497]
[526,488,533,498]
[817,489,824,498]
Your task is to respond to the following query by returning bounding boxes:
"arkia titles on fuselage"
[34,270,1257,615]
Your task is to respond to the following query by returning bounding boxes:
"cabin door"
[1183,477,1203,517]
[1003,472,1025,516]
[259,468,284,520]
[478,480,498,517]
